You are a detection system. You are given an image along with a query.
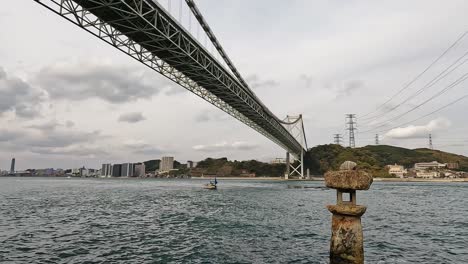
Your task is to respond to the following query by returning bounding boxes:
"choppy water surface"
[0,177,467,263]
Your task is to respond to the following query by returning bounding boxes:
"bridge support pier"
[285,151,304,179]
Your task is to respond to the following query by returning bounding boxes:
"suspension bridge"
[33,0,308,178]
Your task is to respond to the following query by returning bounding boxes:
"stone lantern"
[324,161,373,264]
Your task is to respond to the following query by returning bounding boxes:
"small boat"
[203,177,218,190]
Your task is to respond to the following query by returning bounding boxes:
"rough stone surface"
[327,205,367,217]
[340,161,357,171]
[325,170,373,190]
[329,214,364,264]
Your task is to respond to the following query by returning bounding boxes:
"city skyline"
[1,0,468,170]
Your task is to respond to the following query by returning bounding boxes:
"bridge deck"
[41,0,304,156]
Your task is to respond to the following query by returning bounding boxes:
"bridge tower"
[281,115,307,179]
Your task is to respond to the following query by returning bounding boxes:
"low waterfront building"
[270,158,286,164]
[446,162,460,170]
[72,168,81,175]
[387,164,407,178]
[416,171,440,179]
[414,161,446,170]
[187,160,194,168]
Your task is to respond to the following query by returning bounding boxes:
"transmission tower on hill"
[333,134,343,145]
[429,134,433,150]
[346,114,357,148]
[375,134,379,145]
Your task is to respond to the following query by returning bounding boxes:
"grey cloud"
[193,141,258,152]
[30,145,108,156]
[385,118,451,139]
[28,120,60,132]
[335,80,365,99]
[36,61,162,103]
[0,125,105,158]
[194,110,229,123]
[118,112,146,123]
[65,120,75,128]
[300,74,314,88]
[0,67,45,118]
[164,84,188,96]
[134,147,163,156]
[0,129,23,142]
[123,139,164,156]
[195,112,211,122]
[246,74,278,89]
[0,67,5,79]
[26,130,102,148]
[28,120,77,132]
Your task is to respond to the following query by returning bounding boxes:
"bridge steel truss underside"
[34,0,305,157]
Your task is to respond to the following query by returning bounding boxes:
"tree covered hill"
[141,145,468,177]
[195,157,285,177]
[305,144,468,176]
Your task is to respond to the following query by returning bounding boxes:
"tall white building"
[160,157,174,172]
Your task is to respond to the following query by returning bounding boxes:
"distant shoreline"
[2,176,467,183]
[372,177,468,183]
[195,176,468,183]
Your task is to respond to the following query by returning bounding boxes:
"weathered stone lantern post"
[324,161,373,264]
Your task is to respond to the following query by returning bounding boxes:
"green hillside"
[195,157,285,177]
[305,144,468,176]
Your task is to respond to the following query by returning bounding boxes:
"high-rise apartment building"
[101,164,112,176]
[10,158,15,174]
[160,157,174,172]
[134,163,146,177]
[111,164,122,177]
[121,163,134,177]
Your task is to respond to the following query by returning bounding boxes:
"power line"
[362,94,468,135]
[361,51,468,124]
[360,30,468,118]
[361,72,468,133]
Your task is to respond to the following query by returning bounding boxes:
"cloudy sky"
[1,0,467,170]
